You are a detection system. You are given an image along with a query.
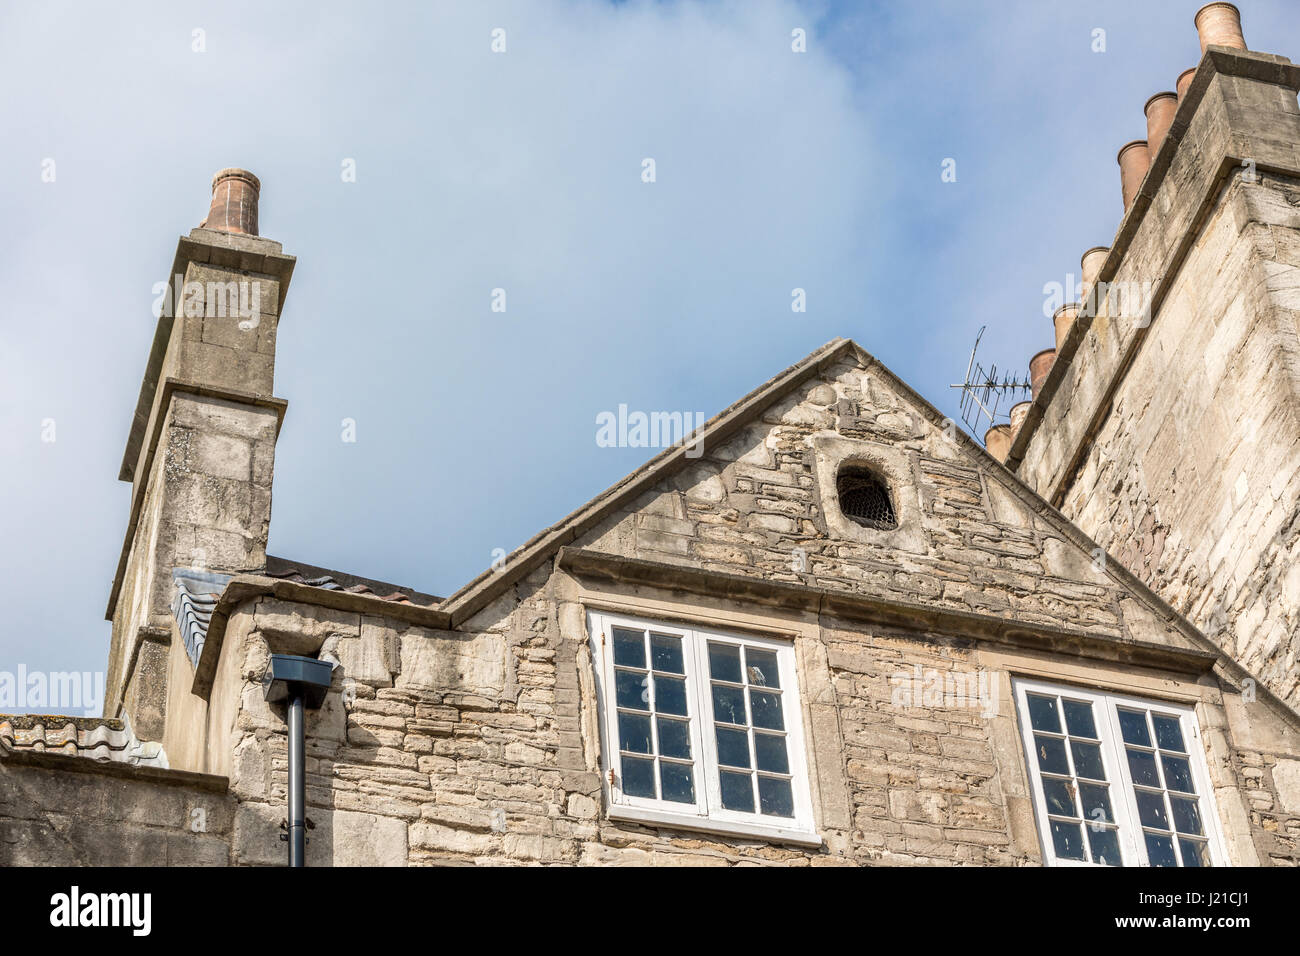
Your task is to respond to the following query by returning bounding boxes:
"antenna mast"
[950,326,1033,442]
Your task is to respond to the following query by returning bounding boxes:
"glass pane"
[1071,741,1106,781]
[1050,820,1085,860]
[1127,748,1160,788]
[1118,709,1152,747]
[1034,735,1070,776]
[1027,694,1061,733]
[711,684,746,725]
[656,717,692,760]
[1062,699,1097,739]
[1161,754,1195,794]
[745,648,780,688]
[615,669,650,711]
[720,770,754,812]
[1170,796,1203,836]
[650,633,684,674]
[1135,790,1169,829]
[1079,783,1114,824]
[1152,714,1185,753]
[659,762,695,804]
[750,690,785,731]
[1144,832,1178,867]
[612,627,645,668]
[618,712,653,754]
[708,642,743,683]
[1087,827,1122,866]
[715,727,751,768]
[758,776,794,817]
[621,756,656,798]
[754,732,789,774]
[1043,778,1076,816]
[654,676,688,716]
[1179,838,1211,867]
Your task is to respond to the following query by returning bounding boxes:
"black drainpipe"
[262,654,334,867]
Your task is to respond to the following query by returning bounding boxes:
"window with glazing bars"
[588,611,815,839]
[1014,678,1226,867]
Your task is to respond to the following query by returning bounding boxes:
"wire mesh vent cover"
[836,469,897,530]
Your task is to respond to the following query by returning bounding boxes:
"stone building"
[3,3,1300,866]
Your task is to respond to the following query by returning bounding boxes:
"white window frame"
[1014,677,1229,867]
[587,610,819,847]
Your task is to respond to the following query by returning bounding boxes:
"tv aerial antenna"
[950,326,1033,441]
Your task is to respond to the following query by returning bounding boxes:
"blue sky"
[2,0,1298,692]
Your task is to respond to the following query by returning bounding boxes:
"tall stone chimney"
[1010,37,1300,707]
[104,170,295,739]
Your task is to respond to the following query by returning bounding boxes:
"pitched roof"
[265,555,439,605]
[428,337,1298,724]
[438,337,854,626]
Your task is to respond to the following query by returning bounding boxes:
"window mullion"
[690,629,718,816]
[1101,696,1147,866]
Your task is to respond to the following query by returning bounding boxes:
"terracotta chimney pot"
[1080,246,1109,317]
[202,168,261,236]
[1117,141,1151,213]
[1144,92,1179,154]
[1052,302,1080,353]
[1195,2,1246,53]
[984,424,1012,463]
[1176,67,1198,103]
[1029,348,1056,401]
[1081,246,1109,290]
[1009,401,1032,442]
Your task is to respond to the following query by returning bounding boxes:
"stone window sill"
[608,804,824,849]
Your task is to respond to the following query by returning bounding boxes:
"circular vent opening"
[836,467,897,531]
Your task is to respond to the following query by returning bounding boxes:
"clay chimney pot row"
[1176,67,1198,103]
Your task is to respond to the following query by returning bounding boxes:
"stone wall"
[1015,49,1300,709]
[1054,173,1300,706]
[0,747,231,866]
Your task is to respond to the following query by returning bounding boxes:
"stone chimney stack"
[1012,33,1300,708]
[103,170,295,739]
